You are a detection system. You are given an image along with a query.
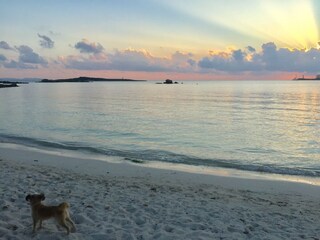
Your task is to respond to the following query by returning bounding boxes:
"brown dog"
[25,193,76,234]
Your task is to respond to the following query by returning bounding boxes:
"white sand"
[1,145,320,239]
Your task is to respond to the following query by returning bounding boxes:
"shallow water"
[0,80,319,177]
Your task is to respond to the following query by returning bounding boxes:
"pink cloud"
[60,48,196,73]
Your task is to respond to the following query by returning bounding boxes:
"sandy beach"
[1,145,320,240]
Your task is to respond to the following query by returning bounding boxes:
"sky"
[1,0,320,80]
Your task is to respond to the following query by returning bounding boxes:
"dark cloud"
[0,54,7,61]
[1,44,47,69]
[0,41,13,50]
[74,39,104,54]
[198,42,320,73]
[246,46,256,52]
[198,54,260,72]
[16,45,47,65]
[3,60,37,69]
[38,34,54,48]
[232,49,245,61]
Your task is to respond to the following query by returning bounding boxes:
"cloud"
[2,60,37,69]
[198,42,320,73]
[106,49,168,71]
[0,41,13,50]
[0,44,47,69]
[246,46,256,52]
[74,39,104,54]
[232,49,245,61]
[187,59,196,66]
[49,30,60,36]
[60,49,197,73]
[0,54,7,61]
[38,34,54,48]
[16,45,47,65]
[63,49,167,72]
[5,38,317,75]
[198,51,260,72]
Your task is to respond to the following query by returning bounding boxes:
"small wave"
[135,149,320,177]
[0,133,319,177]
[237,147,278,154]
[0,133,125,156]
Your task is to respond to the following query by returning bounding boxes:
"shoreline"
[1,144,320,239]
[1,142,320,188]
[1,143,320,196]
[1,133,319,183]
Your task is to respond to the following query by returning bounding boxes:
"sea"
[0,80,319,183]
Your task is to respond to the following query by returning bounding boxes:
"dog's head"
[26,194,45,205]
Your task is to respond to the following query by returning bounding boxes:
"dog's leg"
[38,220,43,230]
[58,219,70,234]
[66,217,76,232]
[32,218,37,233]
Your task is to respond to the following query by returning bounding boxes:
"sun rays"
[162,0,319,51]
[257,1,318,49]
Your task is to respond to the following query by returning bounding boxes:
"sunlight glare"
[162,0,318,50]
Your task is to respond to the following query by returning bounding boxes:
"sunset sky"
[1,0,320,80]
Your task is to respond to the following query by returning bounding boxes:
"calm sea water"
[0,81,319,177]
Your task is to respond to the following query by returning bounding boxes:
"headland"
[40,76,147,83]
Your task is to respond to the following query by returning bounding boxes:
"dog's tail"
[58,202,70,209]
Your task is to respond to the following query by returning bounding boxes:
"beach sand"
[0,145,320,239]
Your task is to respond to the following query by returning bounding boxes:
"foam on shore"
[1,144,320,239]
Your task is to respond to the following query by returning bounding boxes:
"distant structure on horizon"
[293,74,320,80]
[156,79,180,84]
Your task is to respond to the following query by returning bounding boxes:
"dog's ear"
[40,193,45,201]
[26,194,31,201]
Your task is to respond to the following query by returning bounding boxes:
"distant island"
[0,82,19,88]
[40,76,147,83]
[0,78,39,83]
[293,75,320,81]
[0,80,30,88]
